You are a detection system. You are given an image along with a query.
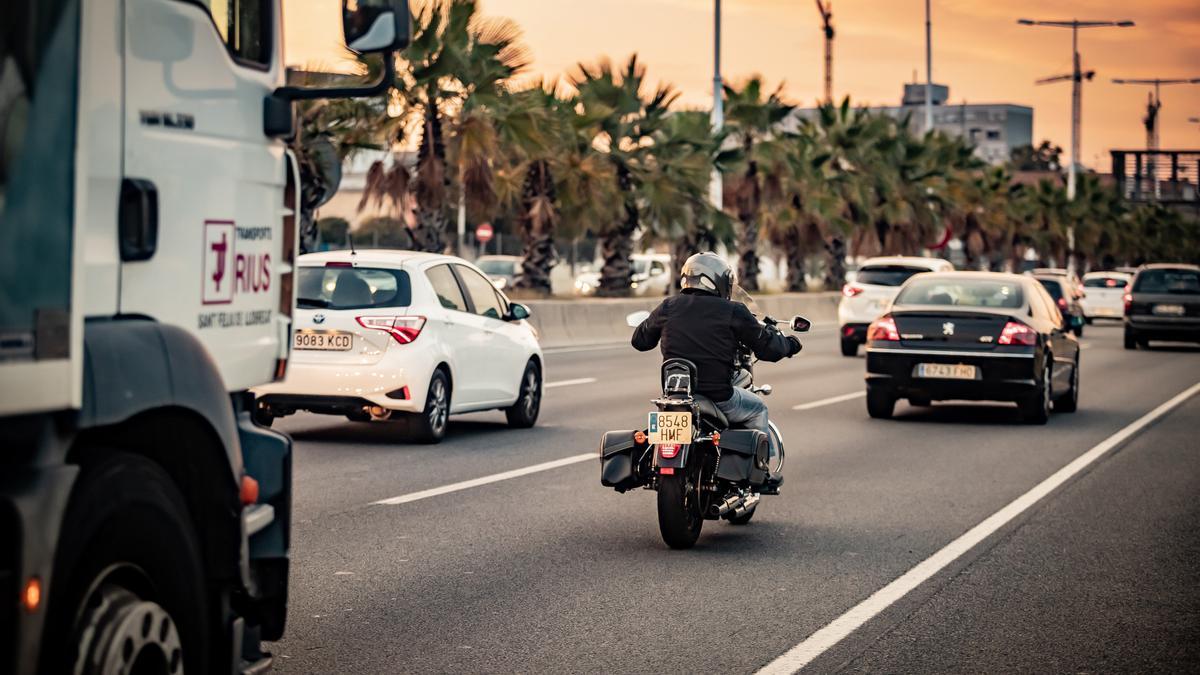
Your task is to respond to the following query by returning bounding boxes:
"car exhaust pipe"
[367,405,393,421]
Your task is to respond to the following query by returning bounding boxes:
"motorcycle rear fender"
[652,443,691,470]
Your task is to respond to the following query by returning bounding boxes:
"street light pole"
[1111,77,1200,150]
[710,0,723,211]
[924,0,933,134]
[1018,18,1134,272]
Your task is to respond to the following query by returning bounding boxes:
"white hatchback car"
[837,256,954,356]
[253,250,543,443]
[1080,271,1132,322]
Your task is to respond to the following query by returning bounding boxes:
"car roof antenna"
[348,233,357,256]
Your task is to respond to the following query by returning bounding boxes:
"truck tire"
[42,452,210,675]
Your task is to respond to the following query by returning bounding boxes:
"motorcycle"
[600,291,810,549]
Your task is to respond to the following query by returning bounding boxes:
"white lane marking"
[372,453,595,506]
[1080,342,1092,350]
[792,391,866,411]
[544,344,630,355]
[545,377,597,389]
[757,380,1200,675]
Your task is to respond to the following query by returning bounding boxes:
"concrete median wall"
[524,292,841,349]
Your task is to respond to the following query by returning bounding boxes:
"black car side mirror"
[790,315,812,333]
[508,303,530,321]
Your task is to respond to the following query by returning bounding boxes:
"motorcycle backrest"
[661,358,698,396]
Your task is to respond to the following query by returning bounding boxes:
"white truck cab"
[0,1,409,672]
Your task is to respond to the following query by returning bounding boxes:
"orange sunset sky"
[283,0,1200,170]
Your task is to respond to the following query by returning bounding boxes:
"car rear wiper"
[297,298,331,308]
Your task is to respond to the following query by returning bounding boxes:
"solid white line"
[371,453,595,506]
[543,344,629,355]
[545,377,597,389]
[792,391,866,411]
[757,380,1200,675]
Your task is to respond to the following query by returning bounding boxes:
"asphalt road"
[266,322,1200,673]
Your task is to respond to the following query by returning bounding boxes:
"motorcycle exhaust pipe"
[716,493,745,517]
[731,494,760,519]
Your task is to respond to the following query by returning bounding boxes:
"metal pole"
[924,0,933,134]
[1068,24,1079,202]
[709,0,724,211]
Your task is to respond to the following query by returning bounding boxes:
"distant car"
[476,254,522,290]
[1123,264,1200,350]
[575,253,672,296]
[1080,271,1131,322]
[1031,267,1083,295]
[253,250,543,443]
[1033,274,1085,337]
[864,272,1080,424]
[837,256,954,356]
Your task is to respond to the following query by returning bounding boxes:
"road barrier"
[524,292,841,349]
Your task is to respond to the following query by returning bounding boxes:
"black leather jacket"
[631,290,801,402]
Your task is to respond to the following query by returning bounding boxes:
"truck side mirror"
[343,0,412,53]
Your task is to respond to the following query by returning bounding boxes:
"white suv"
[253,250,543,443]
[837,256,954,356]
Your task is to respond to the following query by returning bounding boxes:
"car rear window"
[1133,269,1200,294]
[855,265,931,287]
[1036,278,1064,301]
[895,278,1024,308]
[1083,276,1127,288]
[296,266,412,310]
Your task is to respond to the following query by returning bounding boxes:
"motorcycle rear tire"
[657,475,702,549]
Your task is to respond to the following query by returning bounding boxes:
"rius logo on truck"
[199,219,273,330]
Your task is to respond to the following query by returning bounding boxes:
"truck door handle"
[119,178,158,261]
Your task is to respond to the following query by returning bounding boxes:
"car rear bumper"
[252,360,423,413]
[1082,301,1124,319]
[1125,317,1200,342]
[866,347,1038,401]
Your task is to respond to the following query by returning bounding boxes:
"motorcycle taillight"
[658,443,681,459]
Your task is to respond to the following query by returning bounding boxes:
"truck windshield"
[297,267,412,310]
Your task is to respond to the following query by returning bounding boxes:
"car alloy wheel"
[427,377,448,436]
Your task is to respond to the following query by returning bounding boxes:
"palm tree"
[570,55,677,296]
[720,77,794,291]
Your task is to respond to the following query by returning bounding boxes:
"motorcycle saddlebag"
[715,429,769,487]
[600,430,645,492]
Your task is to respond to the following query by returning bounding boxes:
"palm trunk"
[515,160,556,296]
[410,95,449,253]
[783,229,806,292]
[735,162,761,292]
[823,236,847,289]
[598,165,637,297]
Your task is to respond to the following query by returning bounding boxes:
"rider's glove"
[787,336,803,356]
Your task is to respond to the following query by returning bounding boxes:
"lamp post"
[924,0,933,134]
[1111,78,1200,150]
[710,0,724,211]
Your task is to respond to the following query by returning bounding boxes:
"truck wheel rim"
[73,567,183,675]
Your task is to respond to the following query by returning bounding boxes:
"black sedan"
[1124,264,1200,349]
[1033,274,1085,337]
[864,272,1080,424]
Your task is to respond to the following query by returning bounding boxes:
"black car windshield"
[856,265,930,287]
[1133,269,1200,295]
[1036,278,1064,301]
[895,278,1024,308]
[296,266,412,309]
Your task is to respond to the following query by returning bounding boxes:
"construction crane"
[1034,57,1095,195]
[815,0,833,104]
[1111,77,1200,150]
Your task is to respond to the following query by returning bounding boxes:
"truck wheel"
[42,452,210,675]
[504,361,541,429]
[410,370,450,443]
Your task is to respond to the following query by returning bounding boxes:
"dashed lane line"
[792,391,866,411]
[372,454,596,507]
[545,377,598,389]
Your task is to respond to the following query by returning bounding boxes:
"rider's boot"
[761,472,784,495]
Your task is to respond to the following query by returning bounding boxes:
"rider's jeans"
[716,388,778,466]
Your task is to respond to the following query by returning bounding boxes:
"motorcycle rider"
[631,252,801,489]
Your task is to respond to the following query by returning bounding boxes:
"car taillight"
[357,316,427,344]
[1123,291,1132,315]
[1056,297,1068,311]
[842,284,864,298]
[658,443,681,459]
[866,315,900,341]
[998,320,1037,346]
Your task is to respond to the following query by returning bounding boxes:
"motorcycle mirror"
[626,310,651,328]
[790,315,812,333]
[754,384,773,397]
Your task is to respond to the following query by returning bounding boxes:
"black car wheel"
[840,338,858,357]
[866,386,895,419]
[1072,321,1084,337]
[1124,329,1137,350]
[410,370,450,443]
[504,361,541,428]
[1020,362,1051,425]
[1054,355,1079,413]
